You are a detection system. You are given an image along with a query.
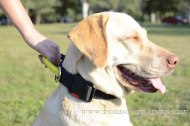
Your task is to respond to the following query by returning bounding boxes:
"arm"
[0,0,60,65]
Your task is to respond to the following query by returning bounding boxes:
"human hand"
[35,39,61,66]
[22,30,61,66]
[0,0,61,66]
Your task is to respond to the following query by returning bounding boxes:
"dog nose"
[166,55,179,69]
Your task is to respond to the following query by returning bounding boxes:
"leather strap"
[59,54,117,102]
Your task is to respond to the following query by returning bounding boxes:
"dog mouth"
[116,65,166,94]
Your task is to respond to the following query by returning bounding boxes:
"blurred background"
[0,0,190,25]
[0,0,189,126]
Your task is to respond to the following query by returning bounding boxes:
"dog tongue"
[149,78,166,94]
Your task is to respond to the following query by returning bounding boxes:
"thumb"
[38,55,48,68]
[38,55,44,64]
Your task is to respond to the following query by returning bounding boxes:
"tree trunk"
[150,12,156,23]
[188,5,190,24]
[81,0,89,19]
[36,14,41,24]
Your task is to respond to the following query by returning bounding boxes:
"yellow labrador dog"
[33,12,179,126]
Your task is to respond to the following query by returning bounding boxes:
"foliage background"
[3,0,186,23]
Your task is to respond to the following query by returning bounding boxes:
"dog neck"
[63,43,130,98]
[61,43,116,102]
[62,43,82,74]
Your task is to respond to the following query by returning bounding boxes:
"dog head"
[67,12,179,98]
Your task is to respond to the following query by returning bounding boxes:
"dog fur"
[32,12,178,126]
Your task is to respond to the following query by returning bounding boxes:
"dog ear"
[68,13,109,67]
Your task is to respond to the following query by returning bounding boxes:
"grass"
[0,23,189,126]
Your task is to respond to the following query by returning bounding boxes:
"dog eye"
[126,35,140,42]
[132,36,139,41]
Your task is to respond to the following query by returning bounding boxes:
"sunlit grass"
[0,23,189,126]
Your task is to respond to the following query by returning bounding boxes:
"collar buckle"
[70,74,96,102]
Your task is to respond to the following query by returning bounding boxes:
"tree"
[81,0,89,19]
[181,0,190,24]
[21,0,34,13]
[21,0,59,24]
[89,0,121,13]
[55,0,81,21]
[141,0,181,22]
[0,8,3,16]
[87,0,141,20]
[120,0,141,19]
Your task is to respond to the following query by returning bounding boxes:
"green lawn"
[0,23,189,126]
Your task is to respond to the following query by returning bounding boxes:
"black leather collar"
[58,54,117,102]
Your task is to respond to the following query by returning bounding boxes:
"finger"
[54,53,61,66]
[38,55,43,64]
[38,55,47,67]
[51,46,61,66]
[38,55,49,68]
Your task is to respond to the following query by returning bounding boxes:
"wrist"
[22,29,47,48]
